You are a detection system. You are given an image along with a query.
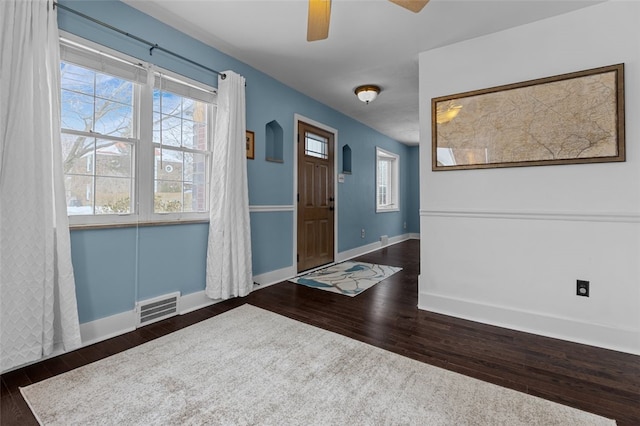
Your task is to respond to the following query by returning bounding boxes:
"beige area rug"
[21,305,615,425]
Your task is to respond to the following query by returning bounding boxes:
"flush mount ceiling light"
[354,85,381,104]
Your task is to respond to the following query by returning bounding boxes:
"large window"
[376,147,399,212]
[59,36,215,225]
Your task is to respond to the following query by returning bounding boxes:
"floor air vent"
[136,292,180,327]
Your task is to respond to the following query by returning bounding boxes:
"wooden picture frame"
[432,64,625,171]
[246,130,255,160]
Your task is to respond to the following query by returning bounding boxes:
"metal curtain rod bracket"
[52,2,227,80]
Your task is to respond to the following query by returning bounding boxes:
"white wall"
[418,1,640,355]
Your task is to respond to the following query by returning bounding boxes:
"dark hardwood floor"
[2,239,639,425]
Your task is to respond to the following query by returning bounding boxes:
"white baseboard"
[179,290,221,315]
[253,265,297,288]
[336,233,416,262]
[418,291,640,356]
[80,310,137,347]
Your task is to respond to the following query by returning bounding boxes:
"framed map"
[432,64,625,171]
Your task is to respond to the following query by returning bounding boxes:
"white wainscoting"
[418,208,640,355]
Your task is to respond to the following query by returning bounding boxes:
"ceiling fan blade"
[307,0,331,42]
[388,0,429,13]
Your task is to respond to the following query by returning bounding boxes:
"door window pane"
[305,132,328,159]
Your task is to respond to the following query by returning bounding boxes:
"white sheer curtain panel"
[0,0,82,372]
[205,71,253,300]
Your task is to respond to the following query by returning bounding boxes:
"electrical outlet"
[403,221,407,230]
[577,280,589,297]
[361,228,365,239]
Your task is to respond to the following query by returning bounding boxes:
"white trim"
[293,114,339,274]
[79,310,137,347]
[253,265,297,288]
[179,290,220,315]
[376,147,400,213]
[336,233,414,263]
[420,209,640,223]
[249,205,295,213]
[418,291,640,356]
[409,232,421,239]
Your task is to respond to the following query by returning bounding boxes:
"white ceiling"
[124,0,602,145]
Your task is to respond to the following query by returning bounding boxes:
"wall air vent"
[136,292,180,327]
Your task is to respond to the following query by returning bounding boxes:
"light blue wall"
[60,0,419,323]
[406,146,420,234]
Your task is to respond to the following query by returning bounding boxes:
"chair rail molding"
[420,209,640,223]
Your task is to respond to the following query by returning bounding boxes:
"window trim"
[375,147,400,213]
[60,32,216,227]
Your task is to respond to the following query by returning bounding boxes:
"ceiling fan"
[307,0,430,41]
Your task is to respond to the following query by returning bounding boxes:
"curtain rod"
[53,2,226,80]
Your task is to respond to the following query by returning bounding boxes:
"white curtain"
[0,0,81,372]
[205,71,253,300]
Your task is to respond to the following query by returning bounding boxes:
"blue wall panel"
[406,146,420,234]
[137,224,209,301]
[249,211,294,276]
[70,228,137,323]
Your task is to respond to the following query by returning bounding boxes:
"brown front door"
[297,121,335,272]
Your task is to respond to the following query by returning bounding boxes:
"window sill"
[69,218,209,231]
[376,206,400,214]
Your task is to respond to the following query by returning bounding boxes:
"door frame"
[293,113,339,274]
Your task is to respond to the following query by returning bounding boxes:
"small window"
[376,147,399,213]
[305,132,328,159]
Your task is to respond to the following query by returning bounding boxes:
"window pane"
[61,66,134,137]
[376,152,396,210]
[95,140,133,178]
[95,177,132,214]
[182,98,195,120]
[61,63,94,96]
[94,99,133,138]
[61,134,94,176]
[184,99,207,123]
[156,148,183,181]
[188,153,208,213]
[305,132,328,159]
[61,90,94,132]
[153,90,181,116]
[381,160,391,205]
[65,175,94,215]
[96,73,133,104]
[182,119,209,150]
[155,181,183,213]
[154,90,208,149]
[157,114,182,147]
